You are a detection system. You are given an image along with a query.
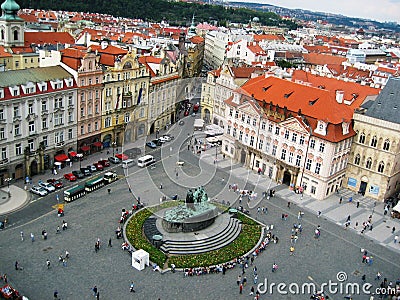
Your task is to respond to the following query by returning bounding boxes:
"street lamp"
[76,153,83,169]
[5,177,12,197]
[112,142,117,156]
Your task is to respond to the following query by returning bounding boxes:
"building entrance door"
[359,181,367,196]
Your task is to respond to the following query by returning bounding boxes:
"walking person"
[108,238,112,247]
[92,286,98,297]
[357,201,360,208]
[130,281,135,292]
[339,197,342,204]
[20,231,24,241]
[46,259,51,269]
[30,233,34,242]
[287,202,291,209]
[392,226,396,234]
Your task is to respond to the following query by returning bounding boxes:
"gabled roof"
[364,77,400,124]
[230,67,257,79]
[0,46,12,57]
[24,32,75,46]
[253,34,285,42]
[60,47,87,70]
[88,44,127,66]
[138,55,162,77]
[247,43,266,55]
[189,36,204,44]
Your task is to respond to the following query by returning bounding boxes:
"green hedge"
[125,203,262,269]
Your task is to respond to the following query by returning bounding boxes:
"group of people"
[183,262,236,276]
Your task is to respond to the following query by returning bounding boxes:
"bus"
[104,171,119,184]
[85,176,105,192]
[64,185,86,202]
[137,155,155,168]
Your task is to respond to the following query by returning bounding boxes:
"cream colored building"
[346,78,400,201]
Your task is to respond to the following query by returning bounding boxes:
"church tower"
[0,0,24,47]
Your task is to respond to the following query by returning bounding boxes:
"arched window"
[1,29,4,40]
[354,154,360,165]
[366,158,372,169]
[370,136,377,147]
[13,29,18,41]
[377,161,385,173]
[383,139,390,151]
[359,132,365,144]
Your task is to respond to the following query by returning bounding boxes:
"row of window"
[104,114,131,128]
[1,129,73,159]
[358,133,391,151]
[354,155,386,173]
[80,122,99,135]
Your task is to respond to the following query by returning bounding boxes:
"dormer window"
[9,86,20,97]
[342,122,350,135]
[0,88,4,99]
[50,80,64,89]
[22,82,36,94]
[315,120,327,136]
[65,78,73,87]
[37,82,47,92]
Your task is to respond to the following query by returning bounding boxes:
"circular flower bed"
[125,201,262,269]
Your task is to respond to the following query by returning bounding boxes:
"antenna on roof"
[309,98,319,105]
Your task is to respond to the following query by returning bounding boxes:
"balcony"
[0,158,8,165]
[55,141,65,148]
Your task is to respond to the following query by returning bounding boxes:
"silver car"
[30,185,48,196]
[38,181,56,192]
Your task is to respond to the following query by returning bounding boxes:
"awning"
[81,146,90,152]
[93,142,102,147]
[54,154,69,162]
[69,151,77,157]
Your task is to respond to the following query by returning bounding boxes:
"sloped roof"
[364,77,400,124]
[0,46,12,57]
[253,34,284,42]
[0,65,73,87]
[60,47,86,70]
[247,43,266,55]
[189,36,204,44]
[242,76,352,123]
[230,67,257,79]
[303,53,346,66]
[291,70,379,109]
[24,32,75,46]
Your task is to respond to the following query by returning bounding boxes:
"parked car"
[38,181,56,192]
[64,173,77,182]
[178,120,184,126]
[47,178,63,189]
[87,165,97,172]
[146,141,157,149]
[152,139,163,146]
[162,135,173,142]
[80,168,91,176]
[158,136,169,143]
[72,170,85,179]
[98,160,110,167]
[93,162,104,171]
[30,185,48,196]
[115,153,129,161]
[108,156,120,164]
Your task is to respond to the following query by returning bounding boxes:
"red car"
[47,178,64,189]
[98,160,110,167]
[93,162,104,171]
[115,153,129,161]
[64,173,77,181]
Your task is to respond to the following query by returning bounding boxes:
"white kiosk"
[131,249,150,271]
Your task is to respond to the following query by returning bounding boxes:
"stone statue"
[186,189,194,204]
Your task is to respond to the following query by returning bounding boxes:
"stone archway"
[30,160,38,176]
[283,170,291,186]
[240,149,246,164]
[203,108,210,123]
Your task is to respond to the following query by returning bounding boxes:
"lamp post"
[5,177,12,197]
[112,142,117,156]
[76,153,83,169]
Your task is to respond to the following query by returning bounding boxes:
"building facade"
[346,78,400,201]
[0,66,77,183]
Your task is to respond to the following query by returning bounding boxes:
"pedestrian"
[318,211,321,218]
[375,272,382,280]
[107,188,111,194]
[53,290,58,299]
[253,274,258,284]
[56,226,60,234]
[130,281,135,292]
[96,291,99,299]
[287,201,291,209]
[20,231,24,241]
[249,286,255,296]
[62,258,67,267]
[237,275,241,286]
[3,274,7,283]
[108,238,112,247]
[357,201,360,208]
[290,246,295,256]
[362,274,366,282]
[46,259,51,269]
[339,197,342,204]
[65,250,70,259]
[160,183,163,189]
[30,233,34,242]
[346,215,351,222]
[392,227,396,234]
[15,261,19,270]
[394,235,398,244]
[92,286,98,297]
[239,283,243,294]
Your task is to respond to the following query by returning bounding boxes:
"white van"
[137,155,155,168]
[121,159,135,169]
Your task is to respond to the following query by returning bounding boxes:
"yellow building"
[200,69,219,123]
[99,46,150,150]
[346,78,400,201]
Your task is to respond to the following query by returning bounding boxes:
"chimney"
[101,41,108,50]
[336,90,344,103]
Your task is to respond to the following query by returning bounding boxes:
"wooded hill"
[19,0,297,29]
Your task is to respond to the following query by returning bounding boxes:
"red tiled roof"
[190,36,204,44]
[60,47,87,70]
[253,34,284,42]
[89,44,127,56]
[303,53,346,66]
[230,67,258,79]
[18,12,38,23]
[24,32,75,46]
[247,43,266,55]
[0,46,12,57]
[10,46,34,54]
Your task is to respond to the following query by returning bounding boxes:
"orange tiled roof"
[230,67,258,79]
[291,70,380,109]
[303,52,347,66]
[24,32,75,46]
[247,43,266,55]
[253,34,284,42]
[190,36,204,44]
[10,46,34,54]
[60,47,86,70]
[0,46,12,57]
[138,55,162,77]
[18,12,38,23]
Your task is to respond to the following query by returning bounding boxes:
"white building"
[0,66,77,181]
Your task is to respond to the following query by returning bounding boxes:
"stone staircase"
[160,217,242,255]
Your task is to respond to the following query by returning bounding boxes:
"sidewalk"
[0,185,30,216]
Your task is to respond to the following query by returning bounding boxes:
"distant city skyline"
[229,0,400,23]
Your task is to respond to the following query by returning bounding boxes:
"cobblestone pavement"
[0,117,399,300]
